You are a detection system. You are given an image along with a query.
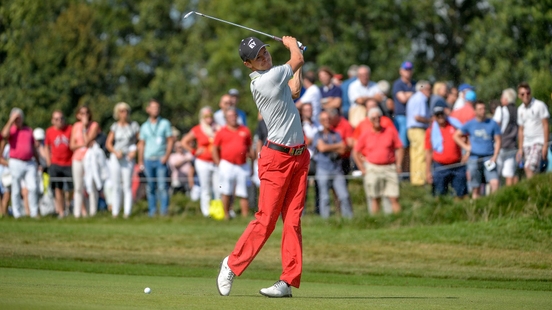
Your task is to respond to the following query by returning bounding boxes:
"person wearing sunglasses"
[516,82,550,178]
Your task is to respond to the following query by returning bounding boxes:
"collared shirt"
[354,126,402,165]
[425,123,462,165]
[250,64,304,146]
[213,108,247,127]
[348,79,379,107]
[139,117,172,159]
[320,83,342,99]
[406,91,430,129]
[8,125,34,161]
[214,125,251,165]
[517,98,550,147]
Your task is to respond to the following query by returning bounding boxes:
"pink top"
[9,125,35,161]
[72,121,99,161]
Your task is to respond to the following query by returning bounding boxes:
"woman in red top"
[69,106,100,218]
[181,107,220,217]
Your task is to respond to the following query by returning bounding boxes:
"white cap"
[33,128,45,140]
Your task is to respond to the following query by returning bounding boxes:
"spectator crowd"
[1,62,550,219]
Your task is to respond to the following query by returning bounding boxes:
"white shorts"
[218,159,250,198]
[497,149,517,178]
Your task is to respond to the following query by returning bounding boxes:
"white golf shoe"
[216,256,235,296]
[259,280,292,298]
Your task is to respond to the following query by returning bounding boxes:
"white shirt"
[348,79,379,108]
[492,106,509,134]
[249,64,304,146]
[299,85,322,124]
[517,98,550,147]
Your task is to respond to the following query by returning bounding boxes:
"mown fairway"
[0,214,551,309]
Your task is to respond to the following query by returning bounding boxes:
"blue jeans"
[315,168,353,219]
[144,159,169,216]
[432,162,467,197]
[393,115,409,147]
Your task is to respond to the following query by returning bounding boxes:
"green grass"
[1,174,552,309]
[2,268,551,310]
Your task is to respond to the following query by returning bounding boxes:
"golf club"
[184,11,306,51]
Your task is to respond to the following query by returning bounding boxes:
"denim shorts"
[467,157,498,188]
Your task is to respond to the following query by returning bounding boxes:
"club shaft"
[195,12,281,41]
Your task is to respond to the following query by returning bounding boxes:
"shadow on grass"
[232,295,460,300]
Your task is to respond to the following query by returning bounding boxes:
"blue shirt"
[340,77,357,116]
[392,78,416,116]
[139,117,173,159]
[406,91,430,129]
[461,118,501,158]
[320,84,342,99]
[313,130,342,173]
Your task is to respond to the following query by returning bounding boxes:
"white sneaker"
[216,256,235,296]
[259,280,292,298]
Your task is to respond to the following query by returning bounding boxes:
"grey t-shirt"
[110,121,140,153]
[249,64,304,146]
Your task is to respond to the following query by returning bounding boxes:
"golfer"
[217,35,308,298]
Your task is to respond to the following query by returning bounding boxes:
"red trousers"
[228,145,309,288]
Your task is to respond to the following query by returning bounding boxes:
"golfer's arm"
[289,67,303,99]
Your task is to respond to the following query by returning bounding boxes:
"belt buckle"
[291,147,304,156]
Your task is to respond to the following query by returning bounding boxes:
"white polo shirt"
[249,64,304,146]
[517,98,550,147]
[348,79,380,107]
[298,84,322,124]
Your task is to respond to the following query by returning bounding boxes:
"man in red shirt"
[450,90,476,124]
[353,107,404,214]
[45,110,73,218]
[213,108,254,220]
[425,106,467,197]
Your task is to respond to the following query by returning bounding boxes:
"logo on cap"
[248,39,256,49]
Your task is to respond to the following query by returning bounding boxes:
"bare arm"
[181,131,196,153]
[69,125,80,151]
[106,131,116,154]
[283,36,304,74]
[453,129,471,153]
[0,140,6,166]
[1,113,19,139]
[137,140,145,167]
[517,125,524,161]
[414,115,431,124]
[316,139,345,153]
[323,97,342,109]
[352,149,365,175]
[543,119,549,159]
[161,136,174,164]
[395,147,404,172]
[492,135,501,163]
[396,91,413,104]
[212,145,220,166]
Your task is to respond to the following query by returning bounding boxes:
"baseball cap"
[458,83,474,92]
[239,37,269,61]
[465,90,477,102]
[228,88,239,96]
[401,61,413,70]
[433,106,445,115]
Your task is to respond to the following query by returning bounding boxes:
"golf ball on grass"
[144,287,151,294]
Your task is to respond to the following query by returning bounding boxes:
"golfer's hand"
[282,36,298,50]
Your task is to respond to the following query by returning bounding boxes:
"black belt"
[264,141,306,156]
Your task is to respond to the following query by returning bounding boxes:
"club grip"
[274,37,307,51]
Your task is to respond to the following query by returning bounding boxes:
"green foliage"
[1,0,550,131]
